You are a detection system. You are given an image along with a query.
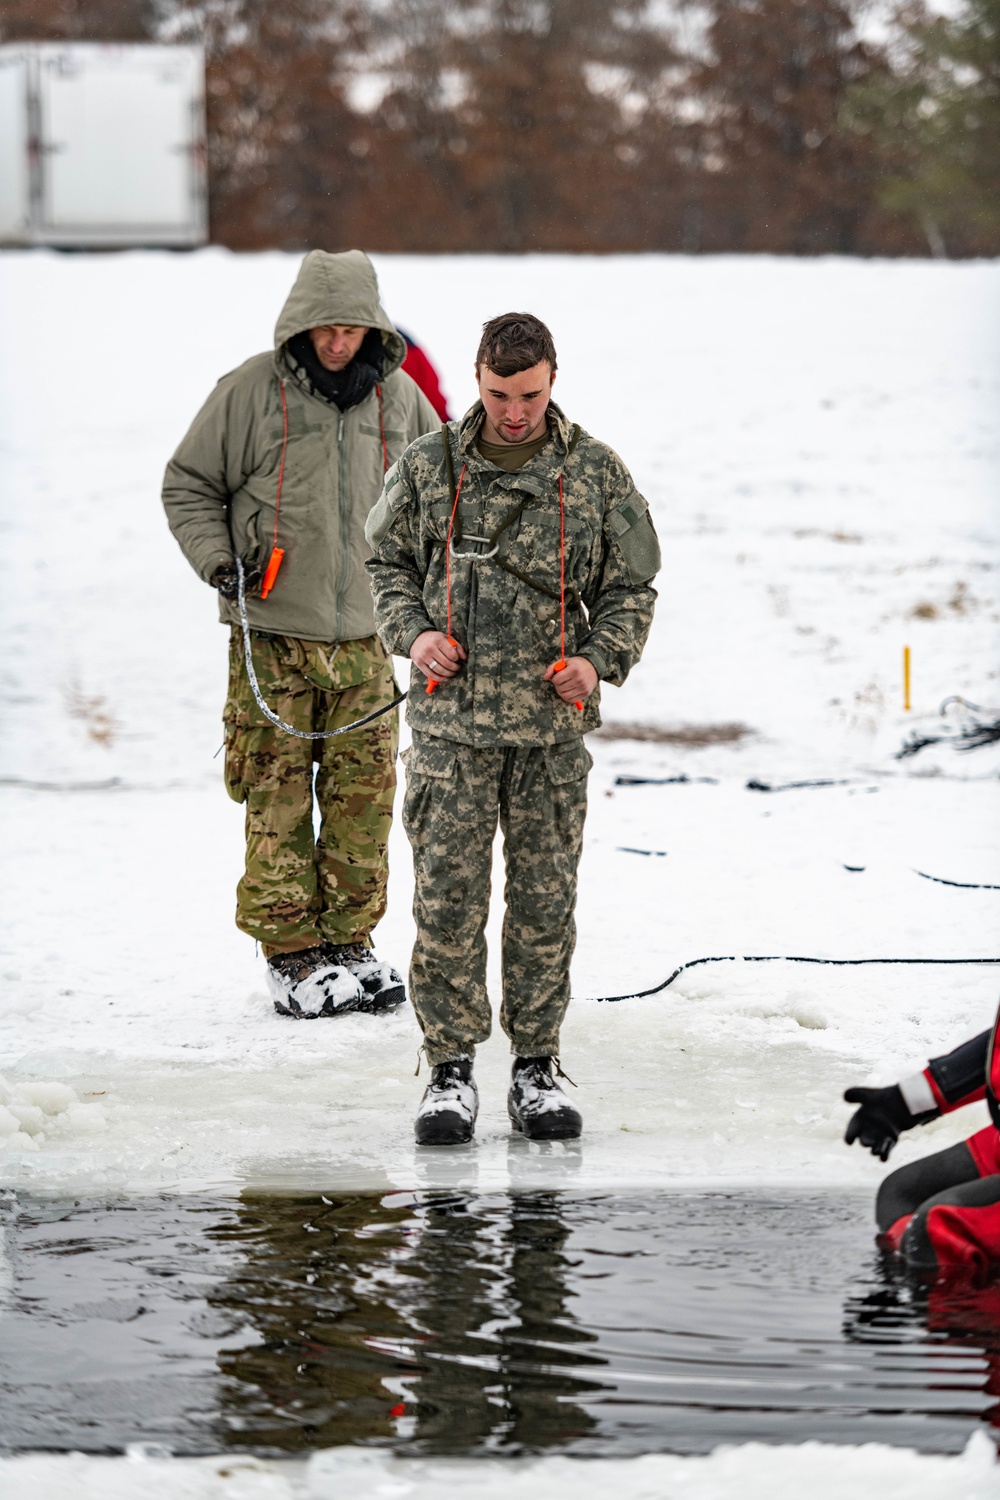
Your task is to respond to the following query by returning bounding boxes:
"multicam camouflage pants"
[223,627,398,953]
[402,732,592,1066]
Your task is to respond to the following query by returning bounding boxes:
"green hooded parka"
[162,250,440,642]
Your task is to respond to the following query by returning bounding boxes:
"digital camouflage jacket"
[365,400,660,747]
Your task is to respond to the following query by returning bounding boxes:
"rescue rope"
[259,381,289,599]
[235,557,406,740]
[376,383,389,473]
[586,954,1000,1003]
[581,954,1000,1002]
[425,462,467,695]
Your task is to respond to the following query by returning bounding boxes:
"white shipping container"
[0,42,206,247]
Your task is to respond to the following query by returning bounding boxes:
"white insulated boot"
[323,942,406,1013]
[267,945,364,1018]
[415,1058,478,1145]
[508,1056,582,1140]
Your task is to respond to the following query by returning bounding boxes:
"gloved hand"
[843,1084,919,1162]
[210,559,262,601]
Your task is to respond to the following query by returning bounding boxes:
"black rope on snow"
[586,955,1000,1004]
[914,870,1000,891]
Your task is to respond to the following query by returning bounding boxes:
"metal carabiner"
[449,533,499,560]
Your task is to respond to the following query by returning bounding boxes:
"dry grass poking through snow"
[62,677,118,747]
[592,721,753,746]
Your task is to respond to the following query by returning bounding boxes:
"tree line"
[2,0,997,256]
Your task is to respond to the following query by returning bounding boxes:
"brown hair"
[476,312,557,377]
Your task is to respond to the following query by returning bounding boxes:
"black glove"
[210,560,262,601]
[843,1084,922,1162]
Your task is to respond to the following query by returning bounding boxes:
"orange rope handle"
[427,462,467,694]
[376,383,389,474]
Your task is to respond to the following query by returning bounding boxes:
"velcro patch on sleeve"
[365,469,411,550]
[606,491,646,536]
[606,491,660,584]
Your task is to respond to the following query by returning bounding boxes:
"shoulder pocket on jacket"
[365,474,409,550]
[544,739,593,785]
[606,491,660,584]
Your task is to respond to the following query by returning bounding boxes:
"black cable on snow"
[896,696,1000,760]
[914,870,1000,891]
[746,777,856,792]
[236,557,407,740]
[614,774,718,786]
[586,955,1000,1003]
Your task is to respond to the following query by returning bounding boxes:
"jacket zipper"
[336,409,347,628]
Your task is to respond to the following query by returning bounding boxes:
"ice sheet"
[0,254,999,1491]
[1,250,997,1199]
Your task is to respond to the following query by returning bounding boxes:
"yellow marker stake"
[903,645,911,712]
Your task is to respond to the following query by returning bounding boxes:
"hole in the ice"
[1,1191,998,1459]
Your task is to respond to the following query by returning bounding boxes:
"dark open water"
[1,1190,998,1457]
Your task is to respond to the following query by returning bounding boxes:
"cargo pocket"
[403,737,460,781]
[223,723,249,804]
[543,738,593,784]
[402,737,460,842]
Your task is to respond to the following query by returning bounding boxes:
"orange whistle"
[553,660,584,712]
[426,636,459,695]
[260,546,285,599]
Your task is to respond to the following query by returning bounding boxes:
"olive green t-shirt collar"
[476,427,553,472]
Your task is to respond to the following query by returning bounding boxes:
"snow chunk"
[17,1081,77,1114]
[60,1102,108,1135]
[0,1433,995,1500]
[0,1077,107,1151]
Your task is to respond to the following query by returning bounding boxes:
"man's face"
[477,359,555,444]
[309,324,369,372]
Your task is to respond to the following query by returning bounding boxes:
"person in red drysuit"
[844,995,1000,1276]
[399,330,451,420]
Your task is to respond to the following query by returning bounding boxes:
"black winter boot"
[415,1058,478,1145]
[323,942,407,1013]
[508,1056,582,1140]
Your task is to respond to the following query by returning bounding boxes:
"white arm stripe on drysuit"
[899,1070,937,1116]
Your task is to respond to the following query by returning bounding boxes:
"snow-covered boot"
[415,1058,478,1146]
[267,945,364,1019]
[323,941,406,1014]
[508,1056,582,1140]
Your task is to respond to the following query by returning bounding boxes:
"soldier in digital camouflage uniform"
[366,312,660,1144]
[162,250,439,1017]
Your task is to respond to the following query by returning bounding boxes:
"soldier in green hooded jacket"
[366,312,660,1145]
[162,250,439,1017]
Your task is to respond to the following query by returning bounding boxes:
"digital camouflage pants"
[402,732,592,1066]
[223,627,398,954]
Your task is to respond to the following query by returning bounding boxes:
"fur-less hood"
[273,249,406,376]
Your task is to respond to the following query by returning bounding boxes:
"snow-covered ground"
[1,250,999,1493]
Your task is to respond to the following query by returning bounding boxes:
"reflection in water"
[208,1191,600,1453]
[844,1255,1000,1434]
[4,1190,1000,1457]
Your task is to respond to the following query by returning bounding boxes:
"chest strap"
[440,422,583,607]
